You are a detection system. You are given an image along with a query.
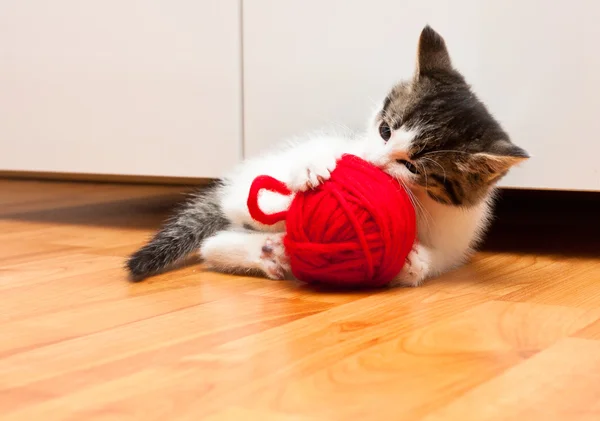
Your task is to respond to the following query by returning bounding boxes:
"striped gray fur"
[126,182,229,281]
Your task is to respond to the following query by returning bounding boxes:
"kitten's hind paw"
[259,236,290,280]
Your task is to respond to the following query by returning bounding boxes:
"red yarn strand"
[247,175,292,225]
[330,186,375,280]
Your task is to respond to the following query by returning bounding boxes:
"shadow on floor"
[483,189,600,258]
[1,191,190,230]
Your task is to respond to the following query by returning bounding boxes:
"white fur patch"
[361,126,420,168]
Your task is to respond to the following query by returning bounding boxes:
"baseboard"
[0,170,209,186]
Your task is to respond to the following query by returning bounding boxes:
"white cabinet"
[0,0,242,178]
[2,1,599,191]
[243,0,600,191]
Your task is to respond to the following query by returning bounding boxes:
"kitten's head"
[366,26,528,207]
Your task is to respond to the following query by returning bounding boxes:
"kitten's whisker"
[418,162,430,190]
[414,163,437,229]
[394,175,434,233]
[412,192,434,232]
[367,97,381,109]
[331,121,353,136]
[421,157,447,182]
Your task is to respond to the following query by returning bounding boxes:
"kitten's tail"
[126,182,229,281]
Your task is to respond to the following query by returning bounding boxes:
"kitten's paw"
[288,154,340,192]
[390,243,431,287]
[259,235,290,280]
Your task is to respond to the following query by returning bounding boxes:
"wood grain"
[1,179,599,421]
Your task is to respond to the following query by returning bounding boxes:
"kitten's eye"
[397,159,419,174]
[379,122,392,141]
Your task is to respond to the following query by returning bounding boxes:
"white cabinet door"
[0,0,242,178]
[243,0,600,191]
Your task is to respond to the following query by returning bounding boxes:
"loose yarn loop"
[247,154,416,287]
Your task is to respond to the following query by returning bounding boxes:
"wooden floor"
[1,179,599,421]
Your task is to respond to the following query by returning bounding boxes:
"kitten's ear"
[472,140,530,181]
[415,26,452,76]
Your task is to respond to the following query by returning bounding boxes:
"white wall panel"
[243,0,600,191]
[0,0,242,178]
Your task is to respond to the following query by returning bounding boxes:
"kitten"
[126,26,528,286]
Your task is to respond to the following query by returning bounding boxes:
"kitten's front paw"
[288,154,340,192]
[259,235,290,280]
[390,243,431,287]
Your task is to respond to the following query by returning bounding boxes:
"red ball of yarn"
[247,154,416,287]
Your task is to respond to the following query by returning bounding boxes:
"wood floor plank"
[0,239,88,266]
[572,317,600,340]
[501,259,600,309]
[235,300,600,420]
[422,337,600,421]
[1,253,125,289]
[425,252,566,297]
[1,291,487,419]
[0,294,332,390]
[1,179,598,420]
[0,278,307,356]
[202,408,321,421]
